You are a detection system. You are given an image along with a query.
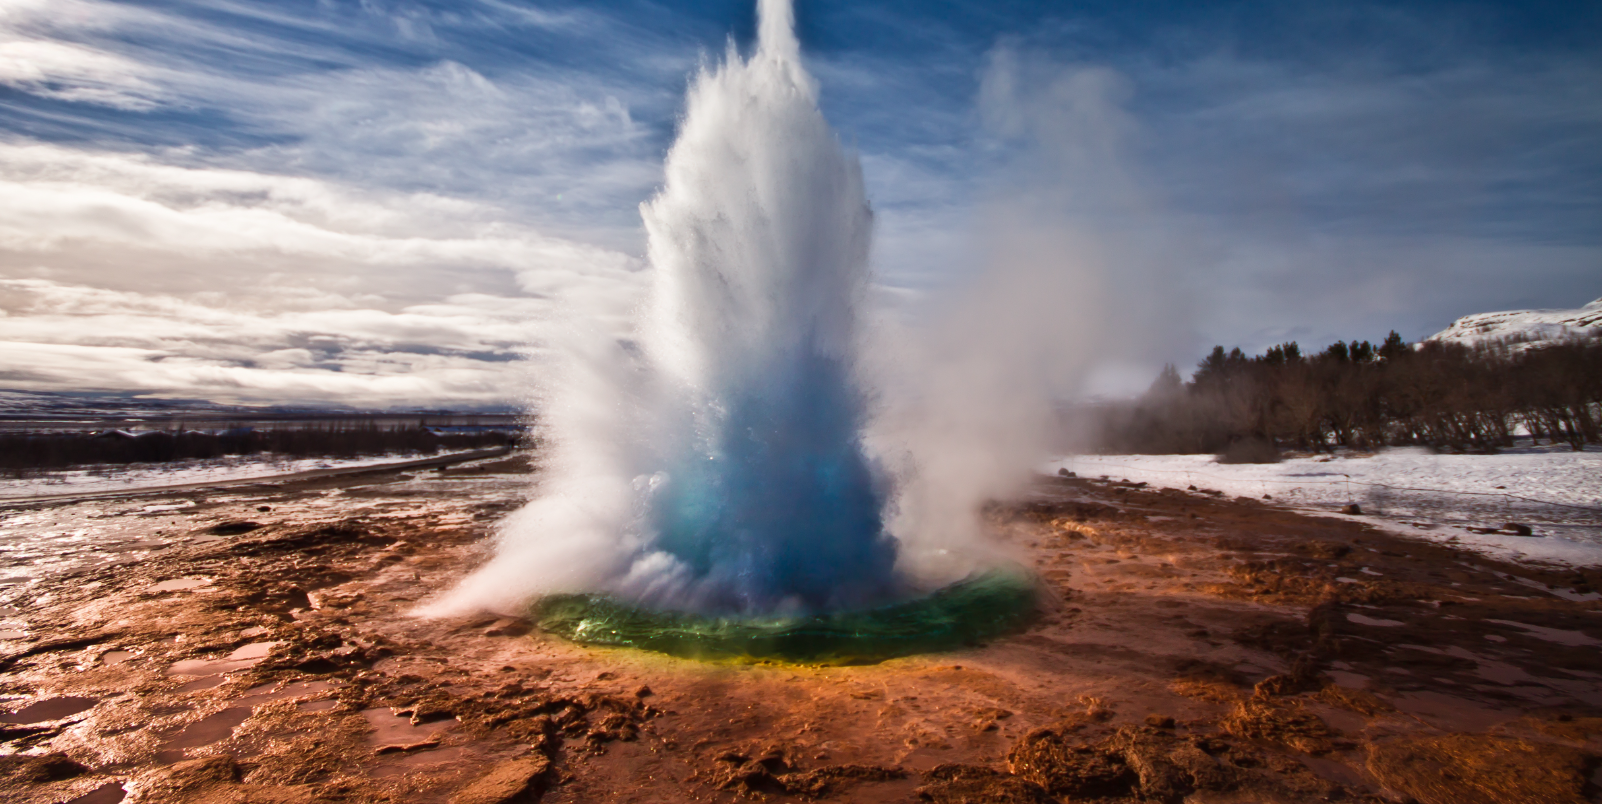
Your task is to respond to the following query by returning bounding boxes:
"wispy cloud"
[0,0,1594,405]
[0,277,599,406]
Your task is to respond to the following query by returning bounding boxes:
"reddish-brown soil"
[0,461,1598,803]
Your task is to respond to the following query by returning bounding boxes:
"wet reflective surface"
[0,459,1595,804]
[0,696,98,723]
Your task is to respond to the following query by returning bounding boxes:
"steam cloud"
[429,0,1145,619]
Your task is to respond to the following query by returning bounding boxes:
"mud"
[0,461,1598,803]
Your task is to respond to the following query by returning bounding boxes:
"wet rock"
[711,750,789,795]
[134,756,237,798]
[1367,732,1597,804]
[161,706,253,752]
[374,739,440,754]
[63,781,126,803]
[206,521,263,535]
[1253,667,1327,698]
[449,756,551,804]
[484,619,531,637]
[234,584,312,617]
[710,750,904,798]
[1315,684,1395,716]
[0,632,123,673]
[1295,541,1352,560]
[308,589,364,610]
[779,764,907,797]
[916,764,1054,804]
[0,723,59,744]
[1220,699,1337,755]
[135,755,317,804]
[1116,742,1188,801]
[586,712,637,743]
[1007,725,1133,799]
[0,751,88,783]
[504,715,554,749]
[1007,721,1282,804]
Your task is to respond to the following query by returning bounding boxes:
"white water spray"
[433,0,938,617]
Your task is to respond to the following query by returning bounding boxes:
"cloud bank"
[0,0,1595,406]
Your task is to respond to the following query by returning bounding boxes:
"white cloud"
[0,278,606,406]
[0,141,641,286]
[0,139,650,406]
[0,39,169,109]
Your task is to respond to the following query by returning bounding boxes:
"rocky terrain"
[0,457,1598,803]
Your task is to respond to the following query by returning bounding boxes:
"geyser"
[635,0,894,614]
[433,0,1034,658]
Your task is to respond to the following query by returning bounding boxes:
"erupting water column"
[628,0,896,615]
[438,0,1035,660]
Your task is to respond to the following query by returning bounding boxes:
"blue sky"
[0,0,1596,406]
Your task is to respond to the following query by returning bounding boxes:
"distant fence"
[1065,461,1602,529]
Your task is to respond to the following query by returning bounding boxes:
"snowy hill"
[1425,299,1601,351]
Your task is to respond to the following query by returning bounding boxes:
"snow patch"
[0,453,422,500]
[1049,447,1601,568]
[1425,299,1600,351]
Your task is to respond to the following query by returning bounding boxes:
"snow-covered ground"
[0,453,436,500]
[1048,445,1602,568]
[1425,298,1600,350]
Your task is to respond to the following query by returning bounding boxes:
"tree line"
[1096,333,1600,458]
[0,420,522,477]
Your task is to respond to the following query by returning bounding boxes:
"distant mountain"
[1424,299,1601,351]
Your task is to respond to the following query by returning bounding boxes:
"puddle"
[237,679,338,707]
[168,657,259,676]
[1326,670,1370,689]
[0,696,98,723]
[1471,660,1538,686]
[229,641,280,660]
[1298,754,1371,790]
[1346,613,1406,627]
[177,676,228,693]
[371,746,469,778]
[168,641,280,676]
[1485,619,1601,647]
[101,650,135,665]
[107,541,168,553]
[361,707,455,748]
[1390,690,1515,731]
[148,578,210,593]
[65,782,126,804]
[141,502,195,512]
[1508,575,1602,603]
[162,707,252,751]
